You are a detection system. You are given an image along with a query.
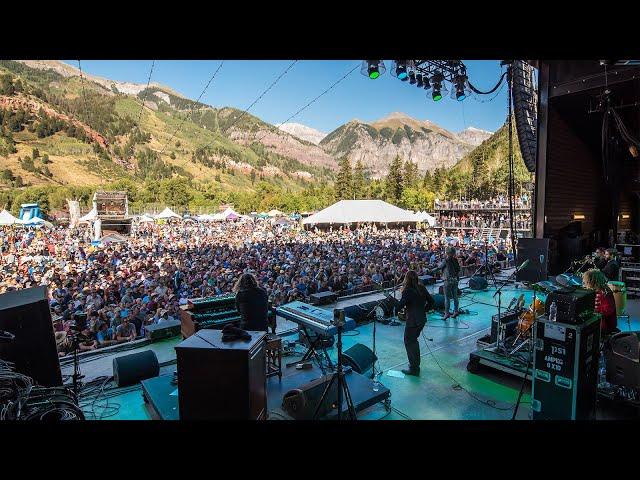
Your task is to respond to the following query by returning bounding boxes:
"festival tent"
[154,207,181,220]
[138,214,155,223]
[221,207,241,219]
[100,233,127,244]
[303,200,420,226]
[415,211,437,227]
[18,216,54,228]
[196,214,215,222]
[79,208,98,222]
[0,210,18,226]
[267,209,284,217]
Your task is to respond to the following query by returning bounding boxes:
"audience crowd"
[0,219,515,356]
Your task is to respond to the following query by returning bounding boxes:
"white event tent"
[302,200,420,226]
[0,210,19,226]
[154,207,181,220]
[78,208,98,223]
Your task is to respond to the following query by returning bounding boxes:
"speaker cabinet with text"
[0,286,62,387]
[516,238,550,283]
[175,329,267,420]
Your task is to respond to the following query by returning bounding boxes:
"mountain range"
[0,60,494,192]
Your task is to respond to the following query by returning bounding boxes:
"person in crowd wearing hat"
[95,320,117,347]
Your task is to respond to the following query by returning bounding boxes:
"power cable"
[158,60,225,156]
[182,60,298,171]
[76,60,90,124]
[136,60,156,127]
[254,62,359,145]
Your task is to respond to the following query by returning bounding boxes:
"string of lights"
[254,62,359,145]
[158,60,225,157]
[135,60,156,127]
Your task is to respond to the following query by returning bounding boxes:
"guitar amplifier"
[309,291,337,306]
[532,315,600,420]
[544,288,595,324]
[490,309,521,343]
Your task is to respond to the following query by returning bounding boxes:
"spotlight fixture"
[361,60,386,79]
[416,73,423,88]
[423,76,432,90]
[573,214,585,220]
[451,74,470,101]
[430,72,447,101]
[391,60,409,81]
[408,71,416,84]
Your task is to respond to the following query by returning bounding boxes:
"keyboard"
[276,301,355,336]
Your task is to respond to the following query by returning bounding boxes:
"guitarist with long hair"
[392,270,435,377]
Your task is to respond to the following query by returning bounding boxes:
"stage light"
[408,71,416,84]
[430,73,447,101]
[622,214,630,219]
[391,60,409,81]
[361,60,386,79]
[423,76,432,91]
[451,74,470,101]
[416,74,424,88]
[573,214,585,220]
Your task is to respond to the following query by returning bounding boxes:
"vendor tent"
[267,209,284,217]
[415,211,437,226]
[302,200,420,226]
[154,207,181,220]
[138,214,155,223]
[19,216,54,228]
[0,210,18,226]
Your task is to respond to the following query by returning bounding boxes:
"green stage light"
[433,92,443,101]
[369,70,380,79]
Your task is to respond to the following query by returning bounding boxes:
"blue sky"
[64,60,508,134]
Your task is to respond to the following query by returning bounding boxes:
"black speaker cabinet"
[531,314,600,420]
[113,350,159,387]
[516,238,550,283]
[0,286,62,387]
[469,276,488,290]
[175,329,267,420]
[282,374,338,420]
[342,343,377,374]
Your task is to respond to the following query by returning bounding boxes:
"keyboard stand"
[286,325,334,374]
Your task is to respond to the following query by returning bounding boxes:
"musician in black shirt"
[593,247,607,270]
[233,273,269,331]
[602,248,620,281]
[392,270,435,377]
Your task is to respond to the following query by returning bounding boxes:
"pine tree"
[385,155,403,203]
[353,159,366,199]
[403,160,418,190]
[335,156,353,200]
[422,170,433,190]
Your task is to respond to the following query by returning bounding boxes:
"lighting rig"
[361,60,472,102]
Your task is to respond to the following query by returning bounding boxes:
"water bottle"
[372,372,381,392]
[549,301,557,322]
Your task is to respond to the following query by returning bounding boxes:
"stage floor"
[72,272,640,420]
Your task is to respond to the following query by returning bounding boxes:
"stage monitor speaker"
[432,294,445,311]
[469,276,488,290]
[112,350,160,387]
[0,286,62,387]
[342,343,377,374]
[309,291,337,306]
[145,319,181,341]
[282,374,338,420]
[516,238,550,283]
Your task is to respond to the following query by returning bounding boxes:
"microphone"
[516,259,530,272]
[507,297,517,311]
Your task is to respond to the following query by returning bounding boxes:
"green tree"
[352,159,366,199]
[403,160,419,190]
[250,170,256,185]
[32,148,40,159]
[422,170,433,190]
[385,155,403,203]
[41,154,50,164]
[334,156,353,200]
